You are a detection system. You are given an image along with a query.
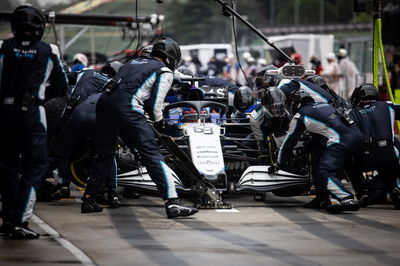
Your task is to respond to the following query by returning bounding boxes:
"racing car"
[44,68,313,208]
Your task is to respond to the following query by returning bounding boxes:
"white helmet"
[326,52,336,61]
[337,48,348,58]
[72,53,88,67]
[242,51,251,60]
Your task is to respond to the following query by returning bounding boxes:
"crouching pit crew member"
[347,84,400,209]
[275,90,363,214]
[46,61,123,206]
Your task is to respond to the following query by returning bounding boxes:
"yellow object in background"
[395,89,400,105]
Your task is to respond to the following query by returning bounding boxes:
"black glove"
[154,119,167,133]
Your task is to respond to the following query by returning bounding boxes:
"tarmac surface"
[1,187,400,266]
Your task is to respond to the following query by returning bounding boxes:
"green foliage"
[163,0,229,44]
[163,0,364,43]
[352,13,373,23]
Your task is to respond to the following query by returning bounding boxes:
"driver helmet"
[350,83,379,107]
[261,87,287,118]
[151,37,181,71]
[233,86,255,112]
[11,5,46,40]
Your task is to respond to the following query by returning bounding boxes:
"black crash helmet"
[11,5,46,40]
[234,86,255,112]
[262,64,283,88]
[350,83,379,107]
[286,89,315,114]
[101,61,124,77]
[151,37,181,71]
[261,87,287,118]
[306,75,329,90]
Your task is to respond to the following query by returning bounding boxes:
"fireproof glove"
[154,119,167,133]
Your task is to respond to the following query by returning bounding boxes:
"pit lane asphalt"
[1,186,400,266]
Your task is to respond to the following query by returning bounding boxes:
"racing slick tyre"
[44,96,91,188]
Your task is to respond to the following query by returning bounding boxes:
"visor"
[263,103,285,118]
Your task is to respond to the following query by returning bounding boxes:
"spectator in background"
[323,52,340,95]
[244,56,257,88]
[310,55,323,75]
[291,52,303,65]
[181,55,197,76]
[237,51,251,85]
[337,48,361,99]
[257,58,268,71]
[390,55,400,91]
[206,56,219,76]
[190,53,202,75]
[71,53,88,72]
[223,54,239,80]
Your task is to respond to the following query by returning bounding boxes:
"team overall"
[88,57,178,200]
[278,102,363,200]
[49,70,117,189]
[68,69,110,100]
[51,93,118,191]
[278,79,335,104]
[349,101,400,194]
[0,37,68,227]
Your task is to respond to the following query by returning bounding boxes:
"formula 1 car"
[111,99,311,208]
[45,70,313,208]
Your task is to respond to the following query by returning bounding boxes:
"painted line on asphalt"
[31,214,97,266]
[215,208,240,213]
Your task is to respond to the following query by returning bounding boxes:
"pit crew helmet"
[350,83,379,107]
[233,86,255,112]
[263,64,283,88]
[177,65,194,77]
[151,37,181,71]
[101,61,124,77]
[140,45,153,57]
[261,87,287,118]
[286,89,315,114]
[11,5,46,40]
[255,66,269,89]
[306,75,329,91]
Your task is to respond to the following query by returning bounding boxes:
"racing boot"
[96,193,109,205]
[326,198,360,214]
[11,222,40,240]
[107,188,121,209]
[355,190,372,208]
[303,195,332,209]
[51,185,71,200]
[358,194,373,208]
[81,196,103,213]
[390,187,400,210]
[0,221,13,236]
[165,199,199,219]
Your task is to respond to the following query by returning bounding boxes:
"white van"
[180,43,232,70]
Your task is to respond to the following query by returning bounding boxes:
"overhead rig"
[0,10,164,62]
[0,11,163,28]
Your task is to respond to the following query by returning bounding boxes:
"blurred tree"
[164,0,230,44]
[163,0,359,44]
